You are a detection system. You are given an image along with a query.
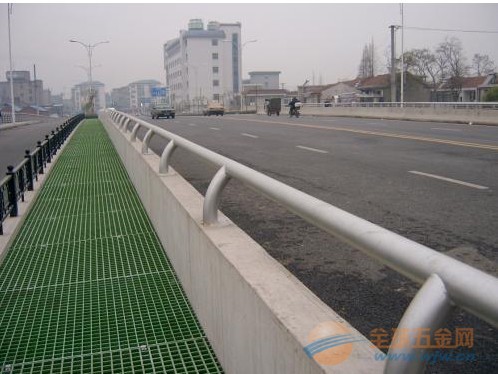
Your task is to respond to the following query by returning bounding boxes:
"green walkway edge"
[0,120,223,373]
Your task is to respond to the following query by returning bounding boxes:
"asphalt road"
[140,113,498,373]
[0,119,64,174]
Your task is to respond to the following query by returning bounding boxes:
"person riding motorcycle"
[289,97,301,117]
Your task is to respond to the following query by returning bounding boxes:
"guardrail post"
[203,166,231,225]
[37,141,44,174]
[120,117,128,130]
[122,118,130,132]
[45,135,52,163]
[25,150,34,191]
[385,274,453,374]
[51,130,57,155]
[6,166,18,217]
[159,140,176,174]
[130,123,140,142]
[142,129,154,154]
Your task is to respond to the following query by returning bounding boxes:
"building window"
[212,53,218,60]
[213,66,219,74]
[213,80,219,87]
[213,94,220,101]
[212,39,218,46]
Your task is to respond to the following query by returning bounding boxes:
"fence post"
[37,141,44,174]
[45,135,52,163]
[6,166,18,217]
[25,150,34,191]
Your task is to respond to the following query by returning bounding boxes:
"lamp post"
[302,79,310,102]
[7,4,16,123]
[69,39,109,115]
[222,39,257,111]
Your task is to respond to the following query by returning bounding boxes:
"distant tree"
[437,37,469,78]
[483,86,498,102]
[358,40,376,78]
[472,54,495,76]
[403,48,440,88]
[436,37,469,100]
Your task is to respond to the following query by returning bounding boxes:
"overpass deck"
[0,119,223,373]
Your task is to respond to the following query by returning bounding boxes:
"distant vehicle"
[203,101,225,116]
[266,98,281,116]
[151,104,175,119]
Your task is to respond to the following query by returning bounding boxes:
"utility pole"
[400,4,405,107]
[8,3,16,123]
[390,25,397,103]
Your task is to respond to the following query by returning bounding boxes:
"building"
[71,81,106,114]
[247,71,281,90]
[0,70,50,107]
[300,73,432,104]
[434,73,498,102]
[129,80,162,113]
[110,86,131,111]
[163,19,242,111]
[110,80,164,113]
[241,88,290,112]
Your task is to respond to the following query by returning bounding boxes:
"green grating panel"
[0,120,223,373]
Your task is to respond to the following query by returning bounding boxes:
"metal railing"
[303,101,498,110]
[106,109,498,373]
[0,114,84,235]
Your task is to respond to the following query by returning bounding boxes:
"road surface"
[142,113,498,373]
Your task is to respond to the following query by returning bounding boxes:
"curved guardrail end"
[159,140,176,175]
[203,166,231,225]
[141,129,154,154]
[384,274,453,374]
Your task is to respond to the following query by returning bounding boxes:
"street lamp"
[302,79,310,102]
[69,39,109,115]
[222,38,257,111]
[7,4,16,123]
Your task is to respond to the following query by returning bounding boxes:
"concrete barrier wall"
[100,114,384,374]
[300,106,498,125]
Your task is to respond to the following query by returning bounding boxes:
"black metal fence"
[0,113,84,235]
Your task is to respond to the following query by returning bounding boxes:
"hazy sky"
[1,3,497,96]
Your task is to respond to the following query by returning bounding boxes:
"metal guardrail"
[106,109,498,374]
[0,114,84,235]
[303,101,498,110]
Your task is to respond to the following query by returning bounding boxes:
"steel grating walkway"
[0,119,223,373]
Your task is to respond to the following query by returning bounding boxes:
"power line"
[403,26,498,34]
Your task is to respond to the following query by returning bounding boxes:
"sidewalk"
[0,119,223,373]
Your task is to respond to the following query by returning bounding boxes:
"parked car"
[151,104,175,119]
[203,102,225,116]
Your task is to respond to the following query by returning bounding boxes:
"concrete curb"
[300,107,498,126]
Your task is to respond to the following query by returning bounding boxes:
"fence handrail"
[106,109,498,334]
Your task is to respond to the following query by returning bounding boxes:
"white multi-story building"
[164,19,242,111]
[129,80,162,112]
[71,81,106,114]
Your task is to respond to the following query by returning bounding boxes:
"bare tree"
[472,54,495,76]
[403,48,440,88]
[436,37,469,100]
[437,37,469,79]
[357,40,376,78]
